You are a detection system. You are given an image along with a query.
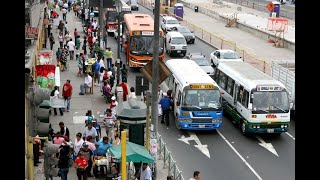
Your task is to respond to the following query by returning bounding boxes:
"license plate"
[199,125,205,128]
[267,129,274,133]
[177,51,181,53]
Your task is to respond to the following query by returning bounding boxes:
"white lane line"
[217,130,263,180]
[285,132,295,141]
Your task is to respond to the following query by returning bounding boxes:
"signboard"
[190,84,214,89]
[140,59,171,84]
[266,2,275,12]
[25,27,38,40]
[141,31,154,36]
[256,85,282,91]
[35,65,56,89]
[89,0,116,8]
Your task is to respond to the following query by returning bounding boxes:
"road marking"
[256,136,279,157]
[217,130,263,180]
[285,132,295,140]
[178,131,211,158]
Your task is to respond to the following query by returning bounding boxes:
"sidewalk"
[33,8,167,180]
[139,0,295,75]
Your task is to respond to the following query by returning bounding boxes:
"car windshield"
[193,58,209,66]
[252,91,290,113]
[130,36,164,55]
[178,27,190,33]
[182,89,221,109]
[221,52,240,59]
[167,20,179,24]
[171,37,186,44]
[107,11,117,22]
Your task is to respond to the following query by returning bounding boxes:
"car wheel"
[240,121,248,136]
[192,40,195,44]
[175,115,181,130]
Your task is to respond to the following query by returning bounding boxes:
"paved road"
[120,5,296,180]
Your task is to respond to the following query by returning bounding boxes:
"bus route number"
[190,84,214,89]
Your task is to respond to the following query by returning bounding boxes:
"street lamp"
[115,0,122,85]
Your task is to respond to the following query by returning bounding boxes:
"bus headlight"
[252,125,256,128]
[212,118,222,123]
[284,124,288,128]
[281,125,284,128]
[257,125,260,128]
[182,46,187,49]
[130,58,137,62]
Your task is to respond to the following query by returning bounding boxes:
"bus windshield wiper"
[191,105,202,109]
[271,104,286,112]
[256,109,269,113]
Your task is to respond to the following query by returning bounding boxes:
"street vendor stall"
[37,50,53,65]
[84,58,96,76]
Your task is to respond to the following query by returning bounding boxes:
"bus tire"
[240,120,247,136]
[175,115,181,130]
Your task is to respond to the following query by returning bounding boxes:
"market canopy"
[109,142,154,163]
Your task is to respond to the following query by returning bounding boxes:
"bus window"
[218,71,227,90]
[177,91,182,106]
[241,90,249,108]
[237,85,244,103]
[213,69,219,82]
[226,77,235,96]
[182,89,221,109]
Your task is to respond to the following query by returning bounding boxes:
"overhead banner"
[35,65,56,90]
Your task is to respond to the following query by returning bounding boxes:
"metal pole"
[117,7,121,85]
[121,130,127,180]
[152,0,160,149]
[99,0,103,46]
[146,91,151,151]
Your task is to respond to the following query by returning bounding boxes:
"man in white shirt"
[62,8,67,21]
[92,20,97,30]
[189,171,200,180]
[136,163,152,180]
[65,31,72,44]
[82,122,98,142]
[80,73,92,95]
[63,2,68,9]
[67,38,76,60]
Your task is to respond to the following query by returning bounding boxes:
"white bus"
[160,59,223,130]
[212,61,291,135]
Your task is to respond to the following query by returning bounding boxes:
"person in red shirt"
[88,35,93,47]
[74,28,78,40]
[74,151,88,180]
[52,10,57,18]
[120,81,129,101]
[62,80,73,112]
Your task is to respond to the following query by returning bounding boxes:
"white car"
[161,15,180,33]
[210,49,242,67]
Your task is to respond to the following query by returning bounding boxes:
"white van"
[165,31,187,57]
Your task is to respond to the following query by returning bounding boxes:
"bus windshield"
[252,91,290,113]
[107,11,118,22]
[130,36,164,55]
[182,89,221,110]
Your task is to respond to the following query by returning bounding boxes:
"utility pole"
[151,0,160,175]
[116,0,121,85]
[145,91,151,151]
[99,0,103,47]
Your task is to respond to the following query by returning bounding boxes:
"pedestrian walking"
[62,80,73,112]
[104,47,113,70]
[64,21,69,36]
[92,120,101,142]
[60,46,69,71]
[120,81,129,101]
[110,96,118,116]
[73,133,84,160]
[62,7,67,21]
[67,38,75,60]
[76,35,81,50]
[49,33,55,50]
[135,163,152,180]
[74,151,88,180]
[58,20,65,35]
[159,93,173,126]
[65,31,72,45]
[189,171,200,180]
[121,64,128,83]
[83,122,98,143]
[58,32,64,48]
[83,36,87,55]
[56,47,62,67]
[77,53,84,77]
[92,60,100,86]
[51,86,63,116]
[103,109,116,138]
[57,146,70,180]
[74,28,78,40]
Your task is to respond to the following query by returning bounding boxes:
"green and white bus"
[213,61,292,135]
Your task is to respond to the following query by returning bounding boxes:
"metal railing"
[223,0,295,20]
[139,0,271,75]
[157,133,185,180]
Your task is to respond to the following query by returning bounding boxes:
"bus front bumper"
[179,122,222,130]
[246,126,289,134]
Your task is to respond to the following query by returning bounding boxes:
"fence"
[157,133,185,180]
[138,0,271,75]
[223,0,295,20]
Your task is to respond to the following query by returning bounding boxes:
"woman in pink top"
[53,132,65,145]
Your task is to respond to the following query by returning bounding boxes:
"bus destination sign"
[141,31,154,36]
[190,84,214,89]
[256,85,282,91]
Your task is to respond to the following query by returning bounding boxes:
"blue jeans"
[107,58,112,70]
[80,84,90,94]
[59,168,69,180]
[64,96,71,110]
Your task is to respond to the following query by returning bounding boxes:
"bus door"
[233,84,239,107]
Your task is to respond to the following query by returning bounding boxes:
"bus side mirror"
[248,103,252,110]
[290,103,293,109]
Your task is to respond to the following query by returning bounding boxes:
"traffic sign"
[266,2,275,12]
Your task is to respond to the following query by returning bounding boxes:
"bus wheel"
[240,121,247,135]
[175,116,181,130]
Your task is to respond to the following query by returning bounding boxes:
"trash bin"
[270,1,280,17]
[194,6,199,12]
[174,3,184,19]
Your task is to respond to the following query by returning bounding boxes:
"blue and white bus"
[160,59,223,130]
